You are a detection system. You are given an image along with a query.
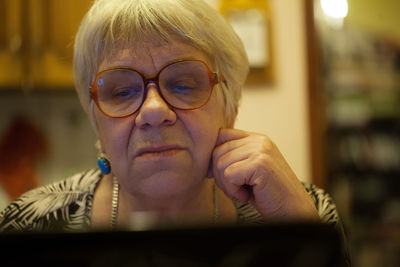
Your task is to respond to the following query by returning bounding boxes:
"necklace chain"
[110,176,219,229]
[110,176,119,229]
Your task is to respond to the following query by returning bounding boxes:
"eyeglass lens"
[94,61,214,118]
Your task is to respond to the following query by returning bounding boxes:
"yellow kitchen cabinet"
[0,0,23,87]
[0,0,92,90]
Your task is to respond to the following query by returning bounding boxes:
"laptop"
[0,222,345,267]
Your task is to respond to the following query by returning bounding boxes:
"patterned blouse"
[0,168,342,232]
[0,168,350,265]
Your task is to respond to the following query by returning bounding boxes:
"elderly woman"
[0,0,342,234]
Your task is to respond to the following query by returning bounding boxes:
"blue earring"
[98,153,111,174]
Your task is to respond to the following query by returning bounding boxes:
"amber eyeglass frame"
[89,60,219,118]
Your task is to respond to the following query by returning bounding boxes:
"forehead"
[98,38,210,74]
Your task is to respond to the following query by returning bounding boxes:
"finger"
[214,141,260,173]
[214,158,257,201]
[233,186,251,203]
[213,137,248,164]
[211,128,252,178]
[213,130,263,163]
[223,156,275,201]
[214,129,270,162]
[223,157,261,187]
[216,128,250,146]
[212,156,244,200]
[213,172,250,203]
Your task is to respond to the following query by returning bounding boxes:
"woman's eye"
[114,87,141,97]
[167,79,197,93]
[172,85,194,91]
[115,90,131,97]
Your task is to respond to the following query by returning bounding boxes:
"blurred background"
[0,0,399,266]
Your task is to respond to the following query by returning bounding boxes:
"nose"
[135,83,177,129]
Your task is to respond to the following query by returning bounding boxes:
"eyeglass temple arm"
[214,73,219,84]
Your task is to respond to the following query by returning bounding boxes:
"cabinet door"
[0,0,92,89]
[30,0,92,89]
[0,0,24,88]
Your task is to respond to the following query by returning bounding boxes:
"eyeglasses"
[90,60,219,118]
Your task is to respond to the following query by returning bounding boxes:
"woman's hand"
[211,128,319,221]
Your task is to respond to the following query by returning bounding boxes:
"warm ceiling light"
[320,0,349,19]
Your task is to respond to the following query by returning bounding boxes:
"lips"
[135,145,185,158]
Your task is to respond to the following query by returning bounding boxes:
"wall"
[346,0,400,45]
[234,0,311,182]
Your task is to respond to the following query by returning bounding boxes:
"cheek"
[94,110,133,157]
[183,96,225,160]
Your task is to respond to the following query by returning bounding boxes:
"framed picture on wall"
[219,0,275,85]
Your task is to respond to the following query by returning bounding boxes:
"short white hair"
[73,0,249,127]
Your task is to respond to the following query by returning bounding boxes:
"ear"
[95,140,103,153]
[89,101,105,155]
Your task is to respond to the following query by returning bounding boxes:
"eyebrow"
[99,56,208,73]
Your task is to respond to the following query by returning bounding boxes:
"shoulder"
[234,183,350,266]
[302,182,339,225]
[235,182,340,225]
[0,168,102,232]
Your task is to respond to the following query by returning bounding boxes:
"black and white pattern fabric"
[0,168,341,232]
[0,169,350,265]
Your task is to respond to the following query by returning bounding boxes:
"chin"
[131,170,204,199]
